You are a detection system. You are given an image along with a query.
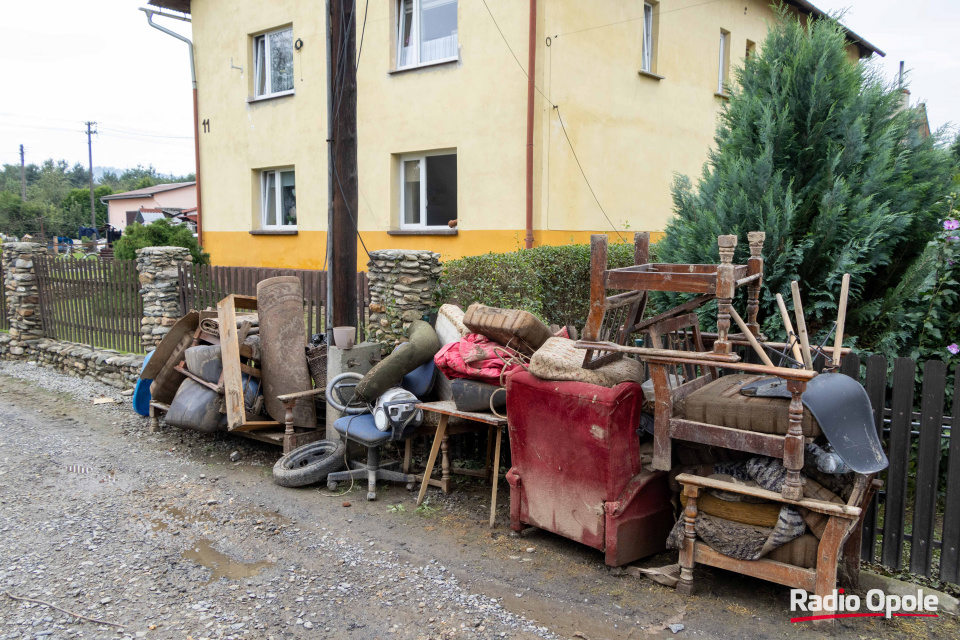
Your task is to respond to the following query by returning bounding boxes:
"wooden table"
[413,401,508,527]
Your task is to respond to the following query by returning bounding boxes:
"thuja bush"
[114,218,209,265]
[657,6,956,353]
[437,238,648,329]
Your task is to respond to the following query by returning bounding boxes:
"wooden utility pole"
[85,121,97,232]
[19,144,26,200]
[328,0,358,329]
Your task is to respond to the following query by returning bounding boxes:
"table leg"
[417,414,448,506]
[403,439,413,474]
[440,433,451,493]
[485,428,495,481]
[489,426,503,528]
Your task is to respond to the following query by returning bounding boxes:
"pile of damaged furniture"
[135,232,889,621]
[136,276,329,455]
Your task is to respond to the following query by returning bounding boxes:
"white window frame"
[396,0,459,70]
[718,30,730,94]
[253,27,295,99]
[399,150,456,231]
[260,168,297,229]
[641,3,654,73]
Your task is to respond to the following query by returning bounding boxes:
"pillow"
[528,337,643,388]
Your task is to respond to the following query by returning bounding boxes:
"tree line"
[0,160,194,240]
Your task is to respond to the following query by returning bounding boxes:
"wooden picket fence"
[177,264,369,342]
[34,255,144,354]
[832,353,960,584]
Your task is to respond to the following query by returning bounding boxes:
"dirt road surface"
[0,361,955,639]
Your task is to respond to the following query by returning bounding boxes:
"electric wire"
[480,0,625,241]
[552,0,725,39]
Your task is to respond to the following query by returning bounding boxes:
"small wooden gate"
[34,255,144,353]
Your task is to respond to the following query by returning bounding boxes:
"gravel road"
[0,360,956,640]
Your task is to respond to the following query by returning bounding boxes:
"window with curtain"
[642,3,654,73]
[718,30,730,94]
[261,169,297,227]
[400,152,457,230]
[254,27,294,98]
[397,0,458,69]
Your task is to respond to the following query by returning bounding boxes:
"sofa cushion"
[681,374,821,437]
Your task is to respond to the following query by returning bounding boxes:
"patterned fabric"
[434,333,523,385]
[436,304,470,345]
[528,337,643,388]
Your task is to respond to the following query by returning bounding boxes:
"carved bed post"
[782,379,806,501]
[746,231,765,336]
[714,235,737,355]
[582,234,609,343]
[677,484,700,595]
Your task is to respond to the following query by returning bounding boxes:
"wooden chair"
[674,472,881,623]
[580,231,767,370]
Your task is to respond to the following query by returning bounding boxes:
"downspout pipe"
[524,0,537,249]
[140,7,203,247]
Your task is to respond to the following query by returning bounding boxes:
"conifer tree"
[657,6,954,351]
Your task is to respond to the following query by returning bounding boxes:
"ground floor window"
[261,168,297,227]
[400,152,457,230]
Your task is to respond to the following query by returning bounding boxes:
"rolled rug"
[257,276,316,427]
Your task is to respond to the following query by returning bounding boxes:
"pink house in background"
[101,182,196,231]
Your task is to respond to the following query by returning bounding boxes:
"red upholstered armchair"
[505,371,674,566]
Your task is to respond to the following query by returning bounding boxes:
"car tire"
[272,440,346,488]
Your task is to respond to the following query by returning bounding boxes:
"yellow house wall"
[190,0,864,269]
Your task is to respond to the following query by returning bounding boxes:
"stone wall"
[1,242,46,355]
[136,246,192,351]
[0,336,144,390]
[366,249,442,348]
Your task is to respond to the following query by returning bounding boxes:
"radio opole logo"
[790,588,939,623]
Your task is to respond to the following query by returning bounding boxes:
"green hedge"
[436,239,654,330]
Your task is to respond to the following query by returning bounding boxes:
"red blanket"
[434,334,523,385]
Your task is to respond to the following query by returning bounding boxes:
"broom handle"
[791,281,814,370]
[776,293,804,363]
[729,307,775,367]
[833,273,850,368]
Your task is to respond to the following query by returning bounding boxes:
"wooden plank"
[693,544,817,592]
[675,474,862,518]
[940,367,960,584]
[670,419,785,459]
[231,420,283,433]
[575,341,740,364]
[881,357,917,569]
[606,269,718,294]
[910,359,946,577]
[218,295,246,430]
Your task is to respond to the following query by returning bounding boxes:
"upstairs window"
[254,28,294,98]
[397,0,458,69]
[400,152,457,230]
[717,30,730,95]
[641,2,655,73]
[261,168,297,228]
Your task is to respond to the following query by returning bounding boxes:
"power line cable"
[100,127,192,140]
[480,0,624,241]
[552,0,725,39]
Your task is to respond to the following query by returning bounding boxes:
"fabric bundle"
[434,333,524,386]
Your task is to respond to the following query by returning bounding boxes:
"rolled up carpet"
[257,276,316,427]
[354,320,441,403]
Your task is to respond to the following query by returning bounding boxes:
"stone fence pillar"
[136,246,192,351]
[1,242,46,355]
[366,249,442,349]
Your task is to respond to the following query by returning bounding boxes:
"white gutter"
[139,7,196,87]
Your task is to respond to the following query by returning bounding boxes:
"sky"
[0,1,957,178]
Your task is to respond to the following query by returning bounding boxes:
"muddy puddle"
[182,538,274,584]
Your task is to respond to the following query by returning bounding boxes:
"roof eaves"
[785,0,885,58]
